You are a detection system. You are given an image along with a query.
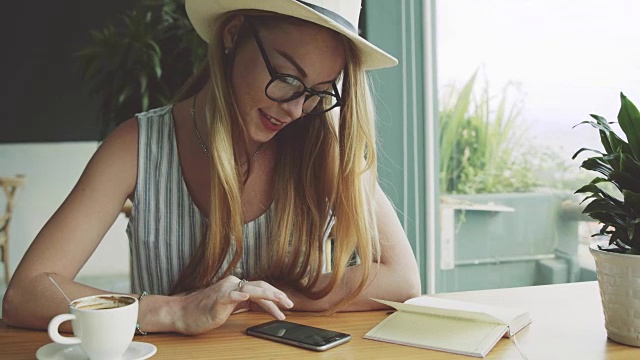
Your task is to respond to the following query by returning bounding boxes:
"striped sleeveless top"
[126,105,272,295]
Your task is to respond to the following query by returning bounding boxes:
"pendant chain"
[191,94,262,168]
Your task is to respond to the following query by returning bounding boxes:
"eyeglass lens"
[266,76,338,115]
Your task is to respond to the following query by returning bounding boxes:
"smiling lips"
[265,112,283,126]
[260,110,286,132]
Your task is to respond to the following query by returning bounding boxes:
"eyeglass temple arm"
[332,82,343,104]
[246,20,278,77]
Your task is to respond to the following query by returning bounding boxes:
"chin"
[247,130,275,146]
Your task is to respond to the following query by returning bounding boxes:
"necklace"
[191,94,263,168]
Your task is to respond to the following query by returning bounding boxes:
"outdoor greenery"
[76,0,206,138]
[573,93,640,254]
[439,70,537,194]
[439,70,595,195]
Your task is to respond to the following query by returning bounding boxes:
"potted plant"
[76,0,206,138]
[573,92,640,346]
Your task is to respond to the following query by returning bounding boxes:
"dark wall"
[1,1,137,143]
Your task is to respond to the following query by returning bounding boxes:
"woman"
[3,0,420,335]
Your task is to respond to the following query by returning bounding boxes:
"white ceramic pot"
[590,243,640,347]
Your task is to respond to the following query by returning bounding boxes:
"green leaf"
[605,152,623,172]
[589,114,613,130]
[583,114,632,155]
[586,210,623,228]
[583,199,627,217]
[618,93,640,160]
[572,147,604,159]
[575,183,604,195]
[626,217,640,241]
[579,157,613,177]
[598,224,611,236]
[589,177,610,185]
[610,171,640,194]
[599,130,613,154]
[623,190,640,215]
[576,183,626,209]
[609,230,629,250]
[609,131,632,155]
[151,53,162,79]
[147,39,161,55]
[580,194,607,207]
[439,70,478,192]
[139,73,149,110]
[117,86,133,107]
[621,152,640,176]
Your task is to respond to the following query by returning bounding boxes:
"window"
[435,0,640,291]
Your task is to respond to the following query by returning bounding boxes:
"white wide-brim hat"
[185,0,398,70]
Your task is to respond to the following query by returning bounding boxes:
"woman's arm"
[2,119,141,330]
[2,118,292,334]
[289,183,422,312]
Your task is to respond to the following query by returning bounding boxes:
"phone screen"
[246,320,351,351]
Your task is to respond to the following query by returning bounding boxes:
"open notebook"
[364,296,531,358]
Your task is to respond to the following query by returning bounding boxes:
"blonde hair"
[171,11,380,313]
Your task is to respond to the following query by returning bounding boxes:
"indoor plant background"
[573,92,640,346]
[76,0,206,138]
[574,93,640,254]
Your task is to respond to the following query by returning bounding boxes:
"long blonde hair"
[172,11,380,313]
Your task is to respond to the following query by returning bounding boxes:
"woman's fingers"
[224,279,294,320]
[251,298,286,320]
[176,277,294,335]
[228,290,250,303]
[236,281,294,309]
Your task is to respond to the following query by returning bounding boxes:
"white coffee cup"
[48,294,138,360]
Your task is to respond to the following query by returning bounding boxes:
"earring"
[224,48,230,55]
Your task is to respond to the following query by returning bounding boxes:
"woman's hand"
[173,276,294,335]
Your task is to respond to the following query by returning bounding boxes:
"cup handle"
[48,313,82,345]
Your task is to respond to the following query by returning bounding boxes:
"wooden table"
[1,281,638,359]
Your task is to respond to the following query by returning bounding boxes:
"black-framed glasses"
[246,20,343,116]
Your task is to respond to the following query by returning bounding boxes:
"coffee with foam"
[74,296,134,310]
[48,294,139,360]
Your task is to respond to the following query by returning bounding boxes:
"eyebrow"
[274,49,337,86]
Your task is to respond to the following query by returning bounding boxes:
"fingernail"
[286,300,294,308]
[277,313,286,320]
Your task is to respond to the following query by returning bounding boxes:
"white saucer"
[36,341,157,360]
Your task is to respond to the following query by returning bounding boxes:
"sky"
[436,0,640,163]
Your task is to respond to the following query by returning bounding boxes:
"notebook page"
[507,315,533,337]
[374,298,502,325]
[405,296,528,325]
[364,311,508,357]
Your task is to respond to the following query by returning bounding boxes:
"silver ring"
[233,279,248,292]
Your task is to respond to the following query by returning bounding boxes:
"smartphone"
[246,320,351,351]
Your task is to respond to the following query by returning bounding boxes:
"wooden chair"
[0,175,26,285]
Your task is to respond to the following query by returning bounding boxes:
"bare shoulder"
[99,117,139,156]
[80,117,139,199]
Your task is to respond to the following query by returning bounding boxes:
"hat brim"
[186,0,398,70]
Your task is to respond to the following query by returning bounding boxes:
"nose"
[278,95,305,121]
